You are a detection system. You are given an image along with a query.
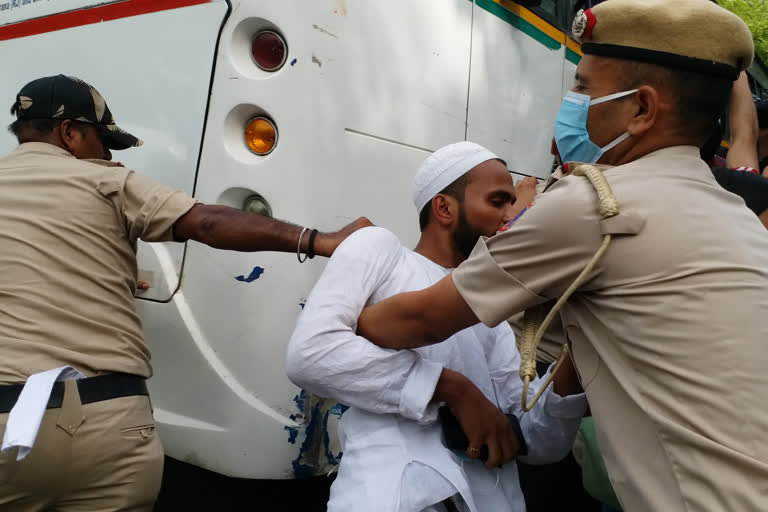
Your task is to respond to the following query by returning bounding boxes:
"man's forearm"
[173,204,341,256]
[726,71,760,170]
[180,205,304,251]
[357,290,441,349]
[358,275,479,349]
[433,368,472,406]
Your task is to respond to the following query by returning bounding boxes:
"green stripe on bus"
[474,0,562,51]
[566,48,582,65]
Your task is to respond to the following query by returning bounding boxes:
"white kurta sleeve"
[484,324,587,464]
[285,227,444,424]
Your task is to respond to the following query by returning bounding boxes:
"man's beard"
[452,207,484,261]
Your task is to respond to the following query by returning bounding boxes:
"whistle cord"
[519,165,618,412]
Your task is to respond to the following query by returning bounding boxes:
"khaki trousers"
[0,383,164,512]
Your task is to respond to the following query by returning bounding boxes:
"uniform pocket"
[120,424,155,440]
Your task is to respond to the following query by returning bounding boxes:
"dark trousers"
[518,452,601,512]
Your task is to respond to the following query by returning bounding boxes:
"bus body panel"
[145,0,476,478]
[467,2,565,178]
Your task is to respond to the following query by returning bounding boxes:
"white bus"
[1,0,765,485]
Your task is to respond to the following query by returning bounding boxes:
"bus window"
[528,0,562,29]
[539,0,558,17]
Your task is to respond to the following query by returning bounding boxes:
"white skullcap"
[412,141,499,212]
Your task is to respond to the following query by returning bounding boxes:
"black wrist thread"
[307,229,319,259]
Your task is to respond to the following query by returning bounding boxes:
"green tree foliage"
[719,0,768,64]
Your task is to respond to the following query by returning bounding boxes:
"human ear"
[59,120,82,152]
[626,85,659,137]
[432,195,459,227]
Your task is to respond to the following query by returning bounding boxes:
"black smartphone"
[438,405,528,462]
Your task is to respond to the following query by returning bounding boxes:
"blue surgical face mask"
[554,89,638,164]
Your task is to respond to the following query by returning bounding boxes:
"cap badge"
[572,9,597,42]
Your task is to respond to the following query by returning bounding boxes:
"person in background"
[703,72,768,229]
[724,72,760,172]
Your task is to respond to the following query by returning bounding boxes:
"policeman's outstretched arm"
[357,274,478,349]
[173,204,372,257]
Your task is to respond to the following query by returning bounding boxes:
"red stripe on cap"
[0,0,210,42]
[584,9,597,39]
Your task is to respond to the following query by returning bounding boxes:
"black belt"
[0,373,148,414]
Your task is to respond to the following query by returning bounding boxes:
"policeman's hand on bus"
[137,280,151,290]
[174,205,372,255]
[313,217,374,257]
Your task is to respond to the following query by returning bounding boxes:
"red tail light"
[252,30,287,71]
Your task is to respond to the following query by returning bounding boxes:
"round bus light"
[251,30,288,71]
[243,194,273,218]
[244,117,278,155]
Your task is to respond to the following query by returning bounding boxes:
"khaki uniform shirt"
[454,146,768,511]
[508,169,568,364]
[0,143,196,384]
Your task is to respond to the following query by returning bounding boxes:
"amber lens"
[245,118,277,155]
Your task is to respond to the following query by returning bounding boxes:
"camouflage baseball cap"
[10,75,142,150]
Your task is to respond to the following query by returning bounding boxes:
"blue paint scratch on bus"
[287,390,346,478]
[286,426,299,444]
[284,393,306,445]
[235,266,264,283]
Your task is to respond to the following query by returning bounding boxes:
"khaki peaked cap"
[573,0,754,79]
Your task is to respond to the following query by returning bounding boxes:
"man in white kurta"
[286,142,586,512]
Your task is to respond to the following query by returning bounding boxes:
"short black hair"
[8,118,61,138]
[418,172,473,232]
[620,61,734,144]
[7,118,88,144]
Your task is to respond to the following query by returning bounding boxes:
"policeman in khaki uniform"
[0,75,368,511]
[356,1,768,510]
